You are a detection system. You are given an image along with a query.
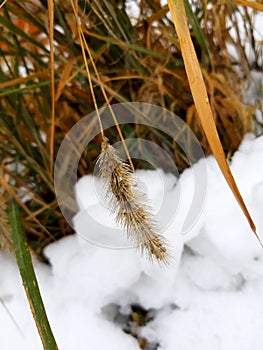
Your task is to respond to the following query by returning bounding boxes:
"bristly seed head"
[96,137,170,265]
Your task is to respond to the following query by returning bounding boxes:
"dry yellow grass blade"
[233,0,263,11]
[0,71,49,89]
[0,0,7,9]
[47,0,55,174]
[167,0,261,244]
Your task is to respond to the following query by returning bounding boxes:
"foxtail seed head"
[97,137,170,265]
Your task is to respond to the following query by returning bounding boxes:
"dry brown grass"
[0,0,262,250]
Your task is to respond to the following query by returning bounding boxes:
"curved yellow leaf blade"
[167,0,261,244]
[232,0,263,11]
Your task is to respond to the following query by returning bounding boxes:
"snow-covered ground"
[1,133,263,349]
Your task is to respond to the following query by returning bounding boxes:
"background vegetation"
[0,0,262,254]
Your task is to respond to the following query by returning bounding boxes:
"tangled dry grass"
[0,0,262,251]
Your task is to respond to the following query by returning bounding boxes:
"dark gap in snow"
[101,302,179,349]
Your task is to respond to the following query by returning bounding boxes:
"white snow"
[226,6,263,67]
[1,134,263,349]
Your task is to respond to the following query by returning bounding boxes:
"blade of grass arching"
[0,71,49,89]
[0,79,57,97]
[8,198,58,350]
[84,30,184,67]
[167,0,261,243]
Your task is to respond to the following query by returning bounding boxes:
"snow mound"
[1,134,263,349]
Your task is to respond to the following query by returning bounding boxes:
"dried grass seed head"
[97,137,170,265]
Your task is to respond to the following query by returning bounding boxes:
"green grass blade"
[8,198,58,350]
[183,0,210,59]
[0,79,56,97]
